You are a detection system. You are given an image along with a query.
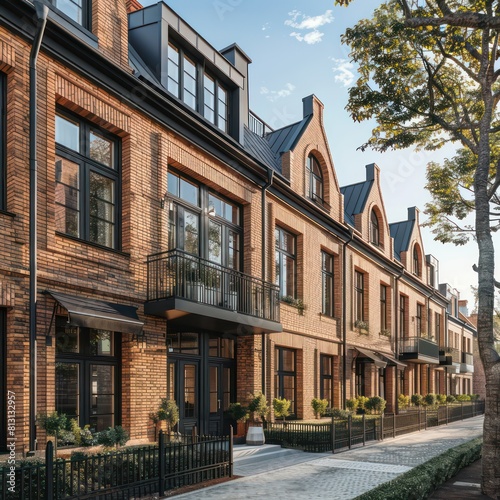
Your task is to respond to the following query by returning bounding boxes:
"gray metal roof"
[340,180,373,228]
[243,126,282,173]
[129,45,162,86]
[266,116,312,157]
[389,220,414,261]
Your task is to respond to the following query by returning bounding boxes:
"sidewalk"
[170,415,484,499]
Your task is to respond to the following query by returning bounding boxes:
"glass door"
[208,362,232,435]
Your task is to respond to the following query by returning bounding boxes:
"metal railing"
[440,347,461,363]
[400,336,439,358]
[462,352,474,365]
[147,249,280,323]
[0,431,232,499]
[264,401,484,454]
[248,111,273,137]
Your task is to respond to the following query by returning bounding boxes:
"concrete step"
[233,444,290,461]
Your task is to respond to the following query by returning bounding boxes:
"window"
[380,285,388,332]
[275,347,296,414]
[55,318,120,432]
[399,295,407,338]
[203,73,228,132]
[0,75,5,211]
[306,155,324,205]
[51,0,91,28]
[320,354,334,408]
[55,111,119,249]
[354,271,364,322]
[321,251,334,317]
[275,227,296,298]
[167,43,197,110]
[435,312,441,344]
[355,358,366,397]
[370,210,380,246]
[413,246,420,276]
[416,303,423,336]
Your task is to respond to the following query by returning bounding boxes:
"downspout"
[341,228,353,409]
[261,169,274,395]
[394,267,404,412]
[29,1,49,452]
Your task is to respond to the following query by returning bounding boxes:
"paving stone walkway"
[170,415,484,499]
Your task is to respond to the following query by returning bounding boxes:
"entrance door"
[177,361,199,434]
[208,362,232,435]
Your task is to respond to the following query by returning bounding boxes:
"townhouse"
[0,0,475,454]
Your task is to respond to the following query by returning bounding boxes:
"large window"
[51,0,91,29]
[275,227,296,298]
[370,210,380,246]
[55,111,119,249]
[416,303,423,336]
[354,271,365,322]
[203,73,228,132]
[413,246,420,276]
[275,347,296,414]
[0,75,5,211]
[306,155,324,205]
[320,354,334,408]
[400,295,407,338]
[55,318,120,432]
[322,251,334,316]
[435,312,442,344]
[380,284,388,332]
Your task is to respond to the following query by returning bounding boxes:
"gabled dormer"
[340,164,392,258]
[389,207,426,279]
[128,2,250,143]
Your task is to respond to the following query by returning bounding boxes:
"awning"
[378,352,407,370]
[47,291,144,336]
[355,347,387,369]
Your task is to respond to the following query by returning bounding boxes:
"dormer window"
[413,246,421,276]
[306,154,323,205]
[167,43,197,110]
[370,210,380,246]
[203,73,228,133]
[50,0,91,29]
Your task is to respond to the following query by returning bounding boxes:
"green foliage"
[446,395,456,404]
[157,399,180,433]
[273,397,292,421]
[96,426,129,448]
[328,408,351,419]
[423,393,437,407]
[38,412,68,438]
[456,394,471,402]
[398,394,410,409]
[345,398,358,412]
[437,394,447,405]
[248,392,269,423]
[228,402,249,423]
[365,396,386,414]
[411,394,423,407]
[280,296,305,314]
[79,425,96,446]
[354,438,482,500]
[311,398,329,418]
[356,396,369,410]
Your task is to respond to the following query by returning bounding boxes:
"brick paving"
[169,416,484,499]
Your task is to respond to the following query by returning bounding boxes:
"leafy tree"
[340,1,500,494]
[273,397,292,422]
[311,398,329,418]
[157,399,180,435]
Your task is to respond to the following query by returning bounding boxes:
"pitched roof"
[243,126,282,173]
[389,220,414,261]
[265,116,312,157]
[340,180,373,227]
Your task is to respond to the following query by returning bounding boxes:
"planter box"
[246,425,265,446]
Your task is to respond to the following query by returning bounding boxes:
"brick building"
[0,0,476,454]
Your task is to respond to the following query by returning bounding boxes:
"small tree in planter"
[273,397,291,422]
[345,398,358,414]
[398,394,410,411]
[37,411,68,457]
[246,392,269,446]
[356,395,369,414]
[96,426,129,450]
[228,402,249,439]
[424,393,438,407]
[365,396,386,414]
[157,399,180,436]
[311,398,329,419]
[411,394,423,407]
[436,394,447,405]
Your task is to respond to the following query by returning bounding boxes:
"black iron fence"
[0,430,232,500]
[265,401,484,453]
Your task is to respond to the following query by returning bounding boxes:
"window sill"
[55,232,130,258]
[0,209,16,218]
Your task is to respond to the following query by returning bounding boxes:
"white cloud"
[260,83,296,102]
[332,58,355,87]
[285,9,334,30]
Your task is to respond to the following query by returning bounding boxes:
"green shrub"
[356,395,369,410]
[345,398,358,412]
[365,396,386,414]
[248,392,269,423]
[96,426,129,448]
[328,408,351,419]
[456,394,471,402]
[228,402,249,423]
[411,394,423,407]
[436,394,447,405]
[273,397,291,422]
[354,438,482,500]
[37,411,68,455]
[470,394,480,401]
[398,394,410,409]
[311,398,329,418]
[423,393,437,407]
[446,394,456,403]
[157,399,180,433]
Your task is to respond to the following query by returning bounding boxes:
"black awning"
[378,352,407,370]
[47,291,144,335]
[355,347,387,369]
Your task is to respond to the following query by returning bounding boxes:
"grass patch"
[354,437,482,500]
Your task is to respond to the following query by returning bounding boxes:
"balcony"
[460,352,474,373]
[399,336,440,364]
[439,347,460,365]
[145,250,282,334]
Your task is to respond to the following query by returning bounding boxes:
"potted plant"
[228,402,249,444]
[273,397,291,423]
[311,398,329,419]
[37,411,68,457]
[157,398,180,437]
[246,392,269,445]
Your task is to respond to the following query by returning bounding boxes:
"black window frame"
[0,74,5,211]
[55,108,121,250]
[380,284,388,332]
[50,0,92,30]
[275,226,297,299]
[354,270,365,322]
[435,312,441,343]
[306,154,324,206]
[275,346,297,415]
[320,354,334,408]
[203,71,229,133]
[416,303,423,336]
[355,358,366,397]
[321,251,334,317]
[55,317,121,432]
[413,246,420,276]
[400,295,407,338]
[370,209,380,246]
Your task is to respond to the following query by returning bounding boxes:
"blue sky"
[140,0,488,308]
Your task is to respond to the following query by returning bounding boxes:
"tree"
[339,1,500,495]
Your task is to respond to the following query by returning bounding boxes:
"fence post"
[461,401,464,420]
[348,414,352,450]
[424,407,427,430]
[446,403,449,425]
[393,413,396,439]
[45,441,54,500]
[229,426,234,478]
[418,409,421,431]
[363,414,366,445]
[158,430,164,497]
[377,413,381,442]
[331,414,335,454]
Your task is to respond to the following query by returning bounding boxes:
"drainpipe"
[394,267,404,412]
[341,228,353,409]
[29,1,49,452]
[261,169,274,395]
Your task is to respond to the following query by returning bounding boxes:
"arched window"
[370,210,380,246]
[306,154,324,205]
[413,246,420,276]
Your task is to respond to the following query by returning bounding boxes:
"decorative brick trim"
[0,39,15,72]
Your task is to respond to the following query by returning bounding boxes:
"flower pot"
[246,425,265,446]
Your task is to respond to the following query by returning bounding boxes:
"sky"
[139,0,495,309]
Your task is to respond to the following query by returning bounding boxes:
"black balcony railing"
[147,249,280,323]
[461,352,473,365]
[400,336,439,359]
[439,346,460,364]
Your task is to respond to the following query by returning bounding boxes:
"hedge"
[354,437,482,500]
